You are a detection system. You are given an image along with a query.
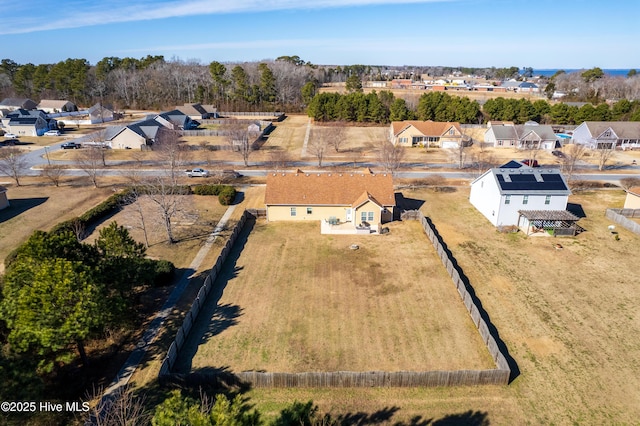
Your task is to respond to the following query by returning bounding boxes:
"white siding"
[469,172,502,226]
[571,122,594,147]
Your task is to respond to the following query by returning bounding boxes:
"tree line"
[308,91,640,125]
[307,91,481,124]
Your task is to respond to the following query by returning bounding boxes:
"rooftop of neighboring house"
[516,124,557,140]
[265,170,396,207]
[391,120,462,137]
[579,121,640,138]
[37,100,76,109]
[486,124,518,139]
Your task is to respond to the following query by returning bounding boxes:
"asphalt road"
[13,144,640,184]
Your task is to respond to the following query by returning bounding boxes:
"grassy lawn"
[0,181,117,271]
[178,219,494,374]
[186,187,640,426]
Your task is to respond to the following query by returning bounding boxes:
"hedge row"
[191,184,237,205]
[5,184,236,266]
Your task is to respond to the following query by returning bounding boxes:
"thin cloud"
[0,0,454,35]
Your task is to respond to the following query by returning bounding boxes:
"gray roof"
[581,121,640,139]
[517,124,557,141]
[489,125,518,140]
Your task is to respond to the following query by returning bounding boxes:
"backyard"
[176,219,495,374]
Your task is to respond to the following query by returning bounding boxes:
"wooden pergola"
[518,210,581,236]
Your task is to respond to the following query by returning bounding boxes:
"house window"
[361,211,367,222]
[368,212,374,221]
[307,207,313,215]
[497,140,503,146]
[505,195,511,205]
[290,207,297,217]
[523,195,529,205]
[399,137,408,144]
[545,195,551,205]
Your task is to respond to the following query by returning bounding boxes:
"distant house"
[469,160,578,235]
[0,98,37,111]
[516,124,561,150]
[624,187,640,209]
[264,171,396,234]
[500,80,540,93]
[571,121,640,150]
[1,109,50,136]
[484,122,518,148]
[175,103,218,120]
[0,186,9,210]
[87,103,115,124]
[390,120,470,148]
[154,109,198,130]
[37,100,77,113]
[107,119,163,150]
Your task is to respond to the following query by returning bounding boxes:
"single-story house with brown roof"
[0,186,9,210]
[264,170,396,234]
[624,187,640,209]
[390,120,470,148]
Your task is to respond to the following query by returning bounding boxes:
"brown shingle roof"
[391,120,463,137]
[265,172,395,207]
[628,187,640,197]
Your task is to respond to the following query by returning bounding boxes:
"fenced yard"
[173,219,496,380]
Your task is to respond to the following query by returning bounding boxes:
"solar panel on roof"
[496,173,568,191]
[510,174,537,182]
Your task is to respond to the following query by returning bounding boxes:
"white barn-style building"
[469,160,579,235]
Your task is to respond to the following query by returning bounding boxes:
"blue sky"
[0,0,638,68]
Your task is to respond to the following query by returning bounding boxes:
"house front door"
[346,208,352,222]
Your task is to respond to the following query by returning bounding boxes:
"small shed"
[518,210,581,236]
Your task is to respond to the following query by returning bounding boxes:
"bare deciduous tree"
[223,119,258,167]
[269,149,291,171]
[78,146,104,188]
[154,127,186,184]
[471,151,496,178]
[308,127,330,167]
[325,124,347,153]
[85,384,150,426]
[451,136,472,169]
[619,177,640,190]
[142,173,187,244]
[0,147,29,186]
[41,164,66,186]
[121,163,151,248]
[595,145,616,171]
[377,139,405,174]
[561,143,587,181]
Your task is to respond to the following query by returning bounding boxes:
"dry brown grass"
[224,187,640,425]
[0,180,116,271]
[179,219,493,374]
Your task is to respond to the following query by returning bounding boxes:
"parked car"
[61,142,81,149]
[552,150,565,158]
[521,159,540,167]
[44,130,61,136]
[3,133,18,139]
[185,168,210,177]
[213,169,242,179]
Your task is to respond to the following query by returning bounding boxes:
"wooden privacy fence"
[159,210,254,376]
[606,208,640,235]
[159,209,511,387]
[401,210,511,380]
